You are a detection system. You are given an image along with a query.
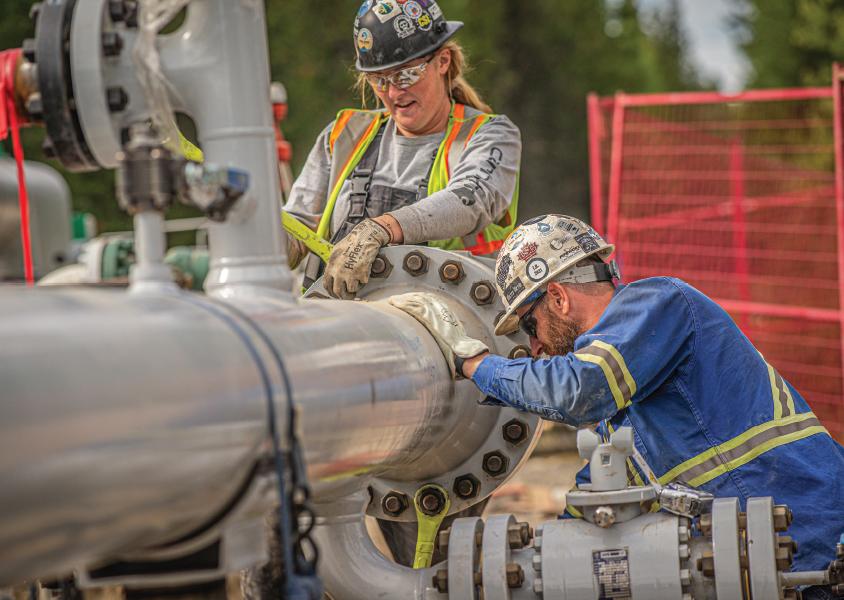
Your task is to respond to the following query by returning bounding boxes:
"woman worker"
[284,0,522,298]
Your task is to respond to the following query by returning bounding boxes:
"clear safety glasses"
[365,54,436,92]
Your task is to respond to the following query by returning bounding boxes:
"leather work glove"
[286,236,308,270]
[388,292,489,378]
[324,219,391,299]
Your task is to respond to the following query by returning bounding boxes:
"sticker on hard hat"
[358,0,373,18]
[496,254,512,288]
[560,247,581,261]
[428,2,443,19]
[536,222,553,236]
[417,13,432,30]
[527,258,549,282]
[576,232,600,254]
[403,1,423,19]
[357,28,374,52]
[394,15,416,38]
[505,278,526,304]
[517,242,538,262]
[374,0,401,22]
[558,219,581,234]
[549,236,571,251]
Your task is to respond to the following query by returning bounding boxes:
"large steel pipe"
[0,286,456,584]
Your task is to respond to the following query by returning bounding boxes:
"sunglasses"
[365,54,436,92]
[519,292,547,338]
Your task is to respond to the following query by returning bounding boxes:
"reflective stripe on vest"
[657,411,827,488]
[318,103,518,254]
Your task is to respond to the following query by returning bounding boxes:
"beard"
[542,305,582,356]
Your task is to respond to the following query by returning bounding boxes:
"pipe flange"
[304,246,542,522]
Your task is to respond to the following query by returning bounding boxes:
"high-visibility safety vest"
[316,103,518,255]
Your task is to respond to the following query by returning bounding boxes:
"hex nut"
[594,505,616,528]
[402,250,429,276]
[502,419,529,445]
[506,563,525,588]
[24,93,43,120]
[382,491,409,517]
[432,569,448,593]
[773,505,793,532]
[418,487,447,516]
[508,345,530,359]
[699,513,712,537]
[370,254,393,278]
[453,474,481,500]
[101,31,124,57]
[470,280,495,305]
[439,260,465,284]
[22,38,37,63]
[507,521,532,549]
[437,528,451,555]
[482,450,509,477]
[106,87,129,112]
[697,550,715,577]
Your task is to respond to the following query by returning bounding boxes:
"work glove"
[388,292,489,379]
[324,219,390,299]
[286,235,308,270]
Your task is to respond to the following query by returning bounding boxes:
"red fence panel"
[588,75,844,440]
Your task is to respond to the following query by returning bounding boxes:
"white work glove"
[286,236,308,270]
[388,292,489,379]
[324,219,391,299]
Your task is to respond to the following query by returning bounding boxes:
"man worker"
[389,214,844,600]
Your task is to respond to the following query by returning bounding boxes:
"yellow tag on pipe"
[412,484,451,569]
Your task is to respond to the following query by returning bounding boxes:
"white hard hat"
[493,215,616,335]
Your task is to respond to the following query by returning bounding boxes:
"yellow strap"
[281,211,333,263]
[412,484,451,569]
[176,128,335,265]
[178,131,205,163]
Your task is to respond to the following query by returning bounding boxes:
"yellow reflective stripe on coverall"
[658,411,826,487]
[573,340,637,410]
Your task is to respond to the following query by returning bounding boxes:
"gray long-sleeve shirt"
[283,110,521,244]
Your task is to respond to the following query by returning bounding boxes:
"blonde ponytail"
[352,40,492,113]
[442,41,492,113]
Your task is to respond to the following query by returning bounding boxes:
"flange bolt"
[418,487,446,516]
[370,256,393,277]
[102,31,124,57]
[402,250,429,276]
[453,474,480,500]
[439,260,465,284]
[470,281,494,305]
[482,451,509,477]
[502,419,529,445]
[382,491,409,517]
[506,563,525,588]
[106,87,129,112]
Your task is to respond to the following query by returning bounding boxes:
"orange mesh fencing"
[588,73,844,441]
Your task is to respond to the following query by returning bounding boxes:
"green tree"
[1,0,701,231]
[734,0,844,86]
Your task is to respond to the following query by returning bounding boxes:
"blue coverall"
[472,276,844,572]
